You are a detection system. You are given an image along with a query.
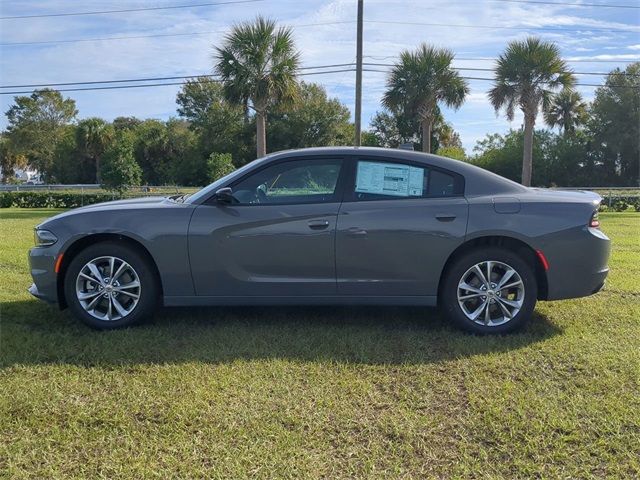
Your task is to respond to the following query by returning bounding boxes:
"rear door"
[336,156,468,296]
[189,156,345,296]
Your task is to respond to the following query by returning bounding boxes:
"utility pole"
[354,0,363,146]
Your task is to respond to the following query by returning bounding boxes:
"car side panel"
[187,203,340,296]
[336,197,469,296]
[49,204,195,298]
[466,195,610,300]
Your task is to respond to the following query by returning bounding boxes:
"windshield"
[185,155,270,205]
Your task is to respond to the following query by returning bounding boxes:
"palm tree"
[544,89,588,136]
[214,16,300,158]
[76,118,114,183]
[382,44,468,153]
[489,37,575,186]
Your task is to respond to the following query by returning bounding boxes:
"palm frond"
[382,43,468,122]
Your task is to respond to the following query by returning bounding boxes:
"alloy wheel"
[457,260,525,326]
[75,256,141,321]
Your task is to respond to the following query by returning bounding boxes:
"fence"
[550,186,640,208]
[0,184,198,195]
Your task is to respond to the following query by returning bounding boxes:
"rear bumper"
[543,226,611,301]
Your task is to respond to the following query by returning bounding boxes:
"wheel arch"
[56,233,164,309]
[438,235,549,301]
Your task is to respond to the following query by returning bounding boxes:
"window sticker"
[355,161,425,197]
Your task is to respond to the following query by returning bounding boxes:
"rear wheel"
[440,247,537,334]
[64,242,159,329]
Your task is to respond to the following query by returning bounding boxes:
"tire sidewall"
[441,247,538,334]
[64,242,158,329]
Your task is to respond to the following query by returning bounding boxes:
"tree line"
[1,16,638,189]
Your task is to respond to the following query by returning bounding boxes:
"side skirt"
[163,295,438,307]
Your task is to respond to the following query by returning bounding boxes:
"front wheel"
[440,247,537,334]
[64,242,159,329]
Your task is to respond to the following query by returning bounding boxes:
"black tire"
[64,241,159,329]
[440,247,537,334]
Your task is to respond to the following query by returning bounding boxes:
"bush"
[598,195,640,212]
[0,191,120,208]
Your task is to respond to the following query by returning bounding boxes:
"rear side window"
[352,159,462,200]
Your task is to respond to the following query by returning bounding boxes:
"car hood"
[37,196,172,228]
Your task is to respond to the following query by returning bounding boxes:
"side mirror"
[214,187,234,204]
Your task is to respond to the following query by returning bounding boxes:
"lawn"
[1,209,639,479]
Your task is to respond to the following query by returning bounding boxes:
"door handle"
[347,227,367,237]
[307,220,330,230]
[435,213,456,222]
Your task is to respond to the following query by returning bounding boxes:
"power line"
[1,68,636,95]
[0,64,356,89]
[0,0,264,20]
[2,17,638,47]
[3,61,637,91]
[365,55,640,63]
[0,21,356,47]
[364,19,640,34]
[0,68,357,95]
[362,68,639,88]
[488,0,640,8]
[1,18,636,47]
[363,62,640,77]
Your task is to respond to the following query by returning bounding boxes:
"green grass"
[1,209,639,479]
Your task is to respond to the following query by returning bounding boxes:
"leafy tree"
[369,107,462,152]
[100,131,142,193]
[132,120,171,185]
[4,89,77,180]
[544,89,588,136]
[471,129,597,187]
[382,44,468,153]
[214,16,300,157]
[207,152,235,182]
[437,146,466,161]
[369,110,419,149]
[267,82,351,151]
[361,130,380,147]
[473,131,539,183]
[0,135,28,183]
[437,122,463,149]
[489,37,574,186]
[588,62,640,185]
[165,119,201,186]
[76,118,114,183]
[176,78,250,166]
[51,126,87,184]
[112,116,142,132]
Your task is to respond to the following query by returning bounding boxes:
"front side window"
[231,158,343,205]
[353,159,460,200]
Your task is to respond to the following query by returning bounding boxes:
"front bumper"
[28,283,56,303]
[28,247,59,304]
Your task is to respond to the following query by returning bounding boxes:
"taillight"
[589,211,600,228]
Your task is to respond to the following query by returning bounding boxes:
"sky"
[1,0,639,153]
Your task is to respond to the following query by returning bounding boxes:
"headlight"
[34,228,58,247]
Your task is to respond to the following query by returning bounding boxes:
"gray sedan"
[29,147,610,333]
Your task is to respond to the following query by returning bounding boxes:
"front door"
[189,157,345,296]
[336,157,468,296]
